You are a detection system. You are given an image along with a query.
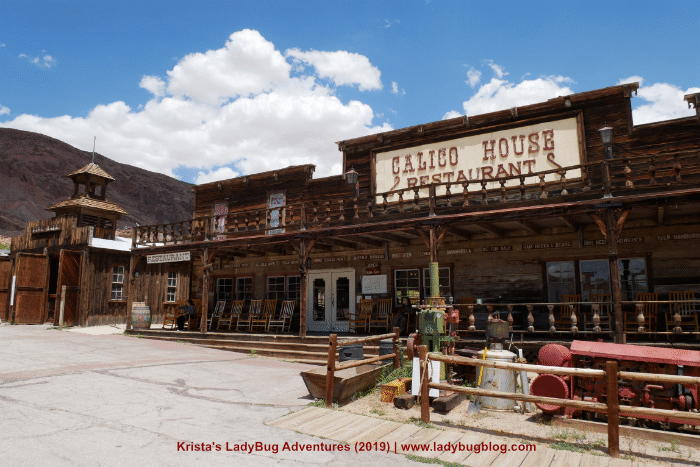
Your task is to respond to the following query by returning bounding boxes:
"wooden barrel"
[132,302,152,330]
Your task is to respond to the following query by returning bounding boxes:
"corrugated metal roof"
[66,163,115,181]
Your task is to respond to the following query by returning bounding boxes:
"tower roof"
[45,194,128,215]
[66,162,115,181]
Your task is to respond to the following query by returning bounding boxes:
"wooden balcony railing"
[133,150,700,247]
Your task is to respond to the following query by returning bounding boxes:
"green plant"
[307,399,338,409]
[408,417,434,429]
[370,408,385,416]
[404,454,464,467]
[250,349,258,356]
[658,440,681,453]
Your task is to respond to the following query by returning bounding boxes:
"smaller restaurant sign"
[146,251,191,264]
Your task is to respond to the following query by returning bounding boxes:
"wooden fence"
[325,328,402,408]
[418,346,700,457]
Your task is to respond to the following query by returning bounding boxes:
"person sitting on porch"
[392,297,416,335]
[177,299,196,331]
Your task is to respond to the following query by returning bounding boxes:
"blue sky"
[1,1,698,184]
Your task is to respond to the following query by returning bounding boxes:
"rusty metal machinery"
[406,307,459,359]
[531,341,700,427]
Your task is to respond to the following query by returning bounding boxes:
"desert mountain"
[0,128,194,236]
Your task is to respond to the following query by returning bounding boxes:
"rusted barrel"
[131,302,152,330]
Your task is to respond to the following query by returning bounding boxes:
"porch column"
[291,237,316,337]
[605,208,623,343]
[126,254,135,331]
[199,248,210,334]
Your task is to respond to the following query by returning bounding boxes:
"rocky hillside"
[0,128,194,236]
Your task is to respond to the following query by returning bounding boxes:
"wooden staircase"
[125,329,405,365]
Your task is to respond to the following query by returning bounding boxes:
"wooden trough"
[301,363,387,403]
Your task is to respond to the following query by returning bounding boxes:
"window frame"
[166,271,177,303]
[110,265,125,301]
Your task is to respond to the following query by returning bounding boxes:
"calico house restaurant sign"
[374,116,584,197]
[147,251,191,264]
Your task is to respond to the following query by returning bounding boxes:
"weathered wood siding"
[130,258,191,325]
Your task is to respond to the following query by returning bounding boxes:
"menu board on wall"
[362,275,388,294]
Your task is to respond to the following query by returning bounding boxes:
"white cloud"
[618,75,644,86]
[139,75,166,97]
[0,43,5,48]
[462,76,574,115]
[0,30,391,181]
[285,48,382,91]
[442,110,461,120]
[0,105,9,115]
[620,78,700,125]
[195,166,240,184]
[466,67,481,88]
[485,60,508,79]
[19,51,56,68]
[390,81,405,95]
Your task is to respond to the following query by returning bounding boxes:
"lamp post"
[345,166,359,196]
[598,124,614,160]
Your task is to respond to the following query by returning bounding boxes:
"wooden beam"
[363,232,412,246]
[449,226,471,240]
[475,223,503,237]
[514,220,541,235]
[657,206,665,225]
[341,235,385,248]
[316,238,358,249]
[558,216,579,230]
[308,242,333,252]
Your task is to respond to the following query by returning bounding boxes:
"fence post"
[606,360,620,457]
[325,334,337,408]
[392,327,401,369]
[58,285,66,329]
[419,345,430,423]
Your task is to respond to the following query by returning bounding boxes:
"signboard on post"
[146,251,191,264]
[374,115,584,197]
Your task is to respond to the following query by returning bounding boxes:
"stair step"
[199,344,327,363]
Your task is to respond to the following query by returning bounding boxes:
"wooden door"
[14,253,49,324]
[55,250,82,326]
[0,258,11,321]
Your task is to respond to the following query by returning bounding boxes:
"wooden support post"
[392,327,401,369]
[291,237,316,337]
[420,345,430,423]
[200,248,209,334]
[607,360,620,458]
[325,334,337,408]
[126,254,136,331]
[605,208,623,343]
[58,285,66,329]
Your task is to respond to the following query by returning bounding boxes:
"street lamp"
[598,124,614,160]
[345,166,359,196]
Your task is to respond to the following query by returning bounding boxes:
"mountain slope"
[0,128,194,236]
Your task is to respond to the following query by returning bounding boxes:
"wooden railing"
[418,347,700,457]
[133,151,700,247]
[325,329,401,408]
[439,300,699,339]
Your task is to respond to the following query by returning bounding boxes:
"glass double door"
[307,269,354,332]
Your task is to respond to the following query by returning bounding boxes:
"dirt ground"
[339,388,700,466]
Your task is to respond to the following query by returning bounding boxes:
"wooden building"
[130,83,700,342]
[2,163,133,326]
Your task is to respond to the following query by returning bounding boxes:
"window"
[546,258,649,302]
[236,277,253,304]
[166,272,177,302]
[111,266,124,301]
[394,269,420,305]
[619,258,648,300]
[286,276,301,302]
[422,267,451,299]
[268,192,286,234]
[546,261,576,302]
[216,278,233,302]
[579,259,610,301]
[267,276,286,301]
[213,203,228,241]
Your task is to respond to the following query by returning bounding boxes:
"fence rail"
[419,347,700,458]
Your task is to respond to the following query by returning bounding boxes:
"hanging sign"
[374,116,583,197]
[146,251,191,264]
[365,262,381,275]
